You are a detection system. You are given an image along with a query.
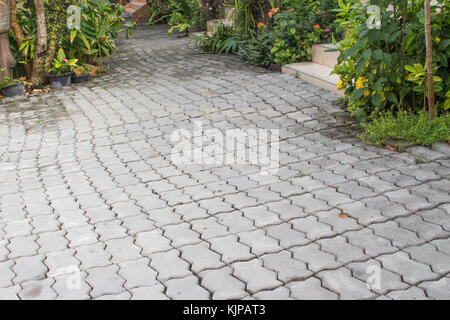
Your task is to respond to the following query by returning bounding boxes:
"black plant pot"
[47,72,72,89]
[71,73,90,84]
[1,82,25,97]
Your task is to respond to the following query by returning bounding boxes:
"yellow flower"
[337,80,343,90]
[435,37,441,43]
[355,76,366,89]
[364,89,370,96]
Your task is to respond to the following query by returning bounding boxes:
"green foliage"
[238,26,275,68]
[49,48,78,75]
[166,0,207,34]
[68,1,127,69]
[196,24,245,54]
[232,0,268,35]
[270,0,338,65]
[332,0,449,121]
[360,111,450,146]
[0,69,21,89]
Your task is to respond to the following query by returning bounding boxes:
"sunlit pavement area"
[0,26,449,300]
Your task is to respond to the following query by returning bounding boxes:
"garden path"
[0,26,449,300]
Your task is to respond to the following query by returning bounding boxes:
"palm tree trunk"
[424,0,435,120]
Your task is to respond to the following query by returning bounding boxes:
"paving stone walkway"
[0,26,449,300]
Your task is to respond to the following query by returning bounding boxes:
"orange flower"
[268,11,273,18]
[257,22,264,29]
[313,24,320,29]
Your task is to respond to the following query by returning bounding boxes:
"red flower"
[63,58,68,63]
[325,28,330,32]
[313,24,320,29]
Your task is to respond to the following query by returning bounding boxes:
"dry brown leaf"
[339,212,350,219]
[385,145,397,151]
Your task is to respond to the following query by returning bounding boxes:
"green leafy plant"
[332,0,449,121]
[238,26,275,68]
[167,0,206,34]
[360,111,450,147]
[405,63,443,110]
[68,1,126,70]
[196,24,245,54]
[49,48,78,75]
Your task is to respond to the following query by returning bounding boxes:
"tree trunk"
[44,37,56,73]
[10,0,32,78]
[424,0,435,120]
[29,0,48,86]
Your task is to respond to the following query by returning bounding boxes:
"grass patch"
[360,112,450,147]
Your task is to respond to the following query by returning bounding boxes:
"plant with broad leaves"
[49,48,78,75]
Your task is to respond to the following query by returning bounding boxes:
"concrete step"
[282,62,343,96]
[312,43,339,68]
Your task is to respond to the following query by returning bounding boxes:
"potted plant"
[47,48,78,89]
[71,64,90,84]
[0,70,25,97]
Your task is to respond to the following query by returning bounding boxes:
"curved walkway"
[0,26,449,300]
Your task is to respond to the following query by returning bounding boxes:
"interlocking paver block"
[7,235,39,258]
[86,265,125,298]
[387,287,429,300]
[291,216,336,241]
[232,259,282,294]
[253,287,293,300]
[237,229,281,256]
[377,252,439,285]
[216,211,256,234]
[317,268,376,300]
[241,205,282,228]
[66,225,98,248]
[0,260,15,287]
[403,243,450,274]
[209,235,254,264]
[150,249,191,282]
[130,286,168,300]
[135,229,171,256]
[53,272,91,300]
[75,242,112,270]
[291,243,340,273]
[346,228,397,257]
[264,222,308,248]
[180,242,224,273]
[106,237,142,263]
[418,278,450,299]
[13,255,47,284]
[262,251,312,282]
[199,266,247,300]
[165,275,210,300]
[288,277,338,300]
[346,259,408,294]
[118,258,161,289]
[19,278,57,300]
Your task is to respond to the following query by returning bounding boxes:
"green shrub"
[360,111,450,146]
[196,24,245,54]
[238,26,275,68]
[270,0,339,65]
[332,0,449,122]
